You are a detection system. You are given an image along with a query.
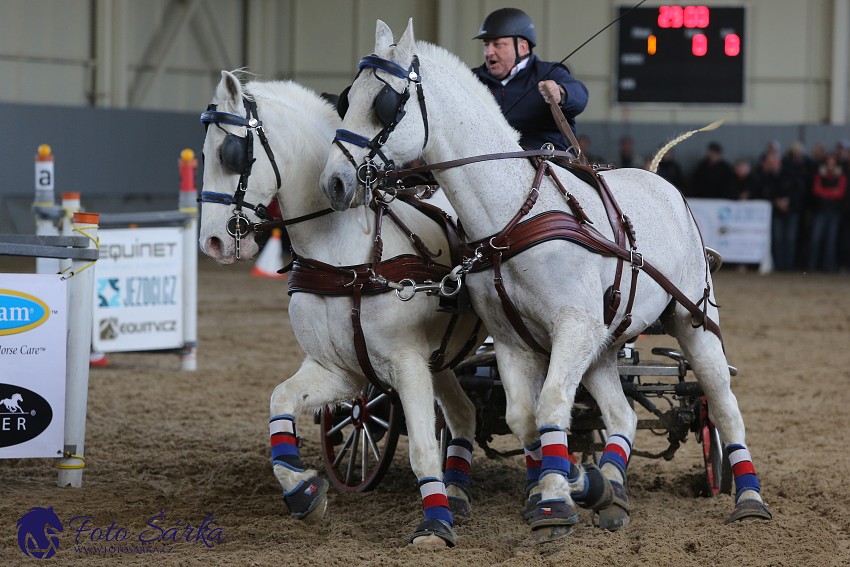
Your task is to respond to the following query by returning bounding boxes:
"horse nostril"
[207,237,223,257]
[327,176,347,207]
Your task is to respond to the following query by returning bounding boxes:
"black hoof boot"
[522,487,542,523]
[595,480,630,531]
[283,477,329,521]
[573,463,614,511]
[410,518,457,548]
[529,499,580,542]
[726,499,772,523]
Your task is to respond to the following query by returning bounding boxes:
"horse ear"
[375,19,394,52]
[216,70,243,103]
[396,18,416,55]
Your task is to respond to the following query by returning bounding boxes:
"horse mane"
[414,41,520,145]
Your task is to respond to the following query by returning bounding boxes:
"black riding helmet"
[473,7,537,48]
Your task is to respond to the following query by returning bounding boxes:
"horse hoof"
[284,477,329,523]
[726,499,773,524]
[529,499,580,533]
[574,463,614,511]
[533,524,574,543]
[595,480,630,531]
[410,518,457,548]
[448,495,470,522]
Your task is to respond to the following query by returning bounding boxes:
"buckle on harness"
[630,250,644,269]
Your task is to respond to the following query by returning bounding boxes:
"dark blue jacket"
[472,54,588,151]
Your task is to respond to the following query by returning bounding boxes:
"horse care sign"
[0,274,67,459]
[93,227,183,352]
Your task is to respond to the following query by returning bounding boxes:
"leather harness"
[283,193,482,396]
[383,156,722,355]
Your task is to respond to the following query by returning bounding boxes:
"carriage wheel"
[699,396,732,496]
[320,385,402,493]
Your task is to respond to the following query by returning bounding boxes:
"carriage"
[317,334,734,498]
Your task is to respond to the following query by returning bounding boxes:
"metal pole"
[178,149,198,371]
[58,212,100,487]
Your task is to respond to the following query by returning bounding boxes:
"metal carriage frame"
[316,338,733,498]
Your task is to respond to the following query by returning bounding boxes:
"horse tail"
[648,119,725,174]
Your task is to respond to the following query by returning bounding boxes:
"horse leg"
[532,310,609,542]
[492,345,547,522]
[667,307,772,523]
[582,350,638,530]
[269,358,361,523]
[433,368,476,521]
[392,358,457,548]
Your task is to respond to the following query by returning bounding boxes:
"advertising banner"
[687,199,772,264]
[0,274,67,458]
[92,227,183,352]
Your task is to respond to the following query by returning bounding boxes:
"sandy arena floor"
[1,254,849,566]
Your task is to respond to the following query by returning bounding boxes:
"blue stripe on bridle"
[358,55,412,80]
[199,191,235,205]
[334,129,372,148]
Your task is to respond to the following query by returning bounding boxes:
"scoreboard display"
[616,5,746,104]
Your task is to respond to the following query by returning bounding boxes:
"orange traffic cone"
[252,228,286,278]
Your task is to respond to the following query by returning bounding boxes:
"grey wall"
[0,102,200,234]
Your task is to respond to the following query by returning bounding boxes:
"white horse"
[198,71,482,547]
[321,20,772,540]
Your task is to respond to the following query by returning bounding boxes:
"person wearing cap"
[688,141,734,199]
[471,7,588,151]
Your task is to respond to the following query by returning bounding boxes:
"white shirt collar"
[501,56,531,86]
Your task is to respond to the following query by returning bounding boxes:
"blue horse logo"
[17,506,63,559]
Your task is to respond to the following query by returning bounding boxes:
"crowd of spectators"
[579,135,849,273]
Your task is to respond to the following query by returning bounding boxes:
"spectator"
[810,143,827,165]
[689,142,733,198]
[837,139,850,174]
[617,136,641,168]
[655,149,685,190]
[758,152,803,271]
[807,153,847,272]
[729,159,758,200]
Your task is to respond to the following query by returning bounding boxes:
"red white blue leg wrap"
[727,444,762,500]
[270,414,304,472]
[599,434,632,479]
[444,438,473,493]
[419,477,453,526]
[539,427,573,480]
[524,440,543,490]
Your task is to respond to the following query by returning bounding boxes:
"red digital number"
[659,5,710,28]
[692,34,708,56]
[725,33,741,56]
[658,5,683,28]
[683,6,710,28]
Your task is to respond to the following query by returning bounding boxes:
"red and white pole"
[179,149,198,371]
[34,144,59,274]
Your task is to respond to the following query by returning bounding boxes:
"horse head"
[321,19,428,211]
[198,70,281,264]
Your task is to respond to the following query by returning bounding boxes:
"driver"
[471,7,589,151]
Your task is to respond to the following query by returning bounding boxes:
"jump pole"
[178,149,198,371]
[57,212,100,487]
[33,144,60,274]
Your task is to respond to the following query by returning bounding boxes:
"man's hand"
[538,80,565,104]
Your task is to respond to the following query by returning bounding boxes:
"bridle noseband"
[200,97,282,258]
[333,53,428,189]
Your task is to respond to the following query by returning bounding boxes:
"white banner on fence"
[687,199,772,264]
[0,274,67,458]
[92,227,184,352]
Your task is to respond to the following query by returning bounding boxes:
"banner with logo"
[687,199,772,264]
[0,274,67,459]
[92,227,183,352]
